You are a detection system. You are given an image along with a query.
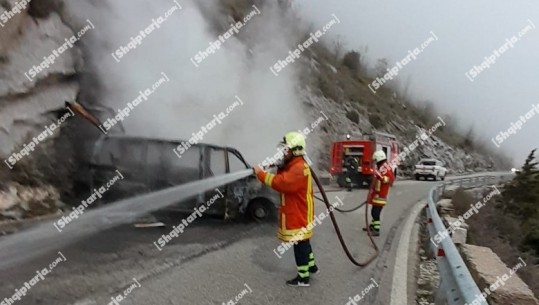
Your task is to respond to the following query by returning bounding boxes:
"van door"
[90,137,149,203]
[224,150,251,218]
[144,141,201,212]
[200,147,228,216]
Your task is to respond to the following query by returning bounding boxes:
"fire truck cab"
[330,132,399,188]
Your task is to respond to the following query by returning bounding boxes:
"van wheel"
[247,198,274,222]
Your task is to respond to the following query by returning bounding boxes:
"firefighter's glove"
[254,166,264,176]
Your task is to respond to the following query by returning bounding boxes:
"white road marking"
[390,200,425,305]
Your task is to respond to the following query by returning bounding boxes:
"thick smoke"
[65,0,307,164]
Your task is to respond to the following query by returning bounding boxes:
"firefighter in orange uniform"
[364,150,395,236]
[254,131,318,287]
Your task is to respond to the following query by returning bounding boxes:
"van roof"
[100,134,239,152]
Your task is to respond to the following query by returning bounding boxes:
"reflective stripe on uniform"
[298,265,310,278]
[375,180,381,191]
[372,196,386,205]
[383,176,389,183]
[372,220,381,229]
[278,228,313,242]
[304,165,314,226]
[264,173,275,186]
[308,252,315,267]
[278,214,312,241]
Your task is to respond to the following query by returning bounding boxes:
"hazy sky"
[295,0,539,164]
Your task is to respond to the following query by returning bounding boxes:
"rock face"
[0,0,498,173]
[460,244,539,305]
[437,198,453,212]
[0,0,79,220]
[0,182,61,221]
[0,0,501,220]
[299,71,496,174]
[0,0,79,158]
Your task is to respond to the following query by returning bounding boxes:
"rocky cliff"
[0,0,505,220]
[0,0,79,158]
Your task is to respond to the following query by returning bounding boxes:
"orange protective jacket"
[256,157,314,242]
[367,162,395,207]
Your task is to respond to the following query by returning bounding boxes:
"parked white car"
[414,159,447,181]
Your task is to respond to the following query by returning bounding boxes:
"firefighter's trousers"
[370,205,383,232]
[294,240,316,279]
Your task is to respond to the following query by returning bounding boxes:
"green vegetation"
[453,149,539,296]
[342,51,361,74]
[501,149,539,254]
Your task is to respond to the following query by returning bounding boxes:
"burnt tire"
[247,198,275,222]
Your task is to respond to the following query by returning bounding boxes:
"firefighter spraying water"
[254,132,319,287]
[254,132,394,288]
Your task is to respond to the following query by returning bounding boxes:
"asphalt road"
[0,178,443,305]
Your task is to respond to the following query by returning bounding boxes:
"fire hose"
[310,168,379,267]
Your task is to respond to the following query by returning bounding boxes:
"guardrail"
[425,174,513,305]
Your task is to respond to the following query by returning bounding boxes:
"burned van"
[65,102,278,221]
[84,134,278,221]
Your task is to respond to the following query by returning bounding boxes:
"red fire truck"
[330,132,399,188]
